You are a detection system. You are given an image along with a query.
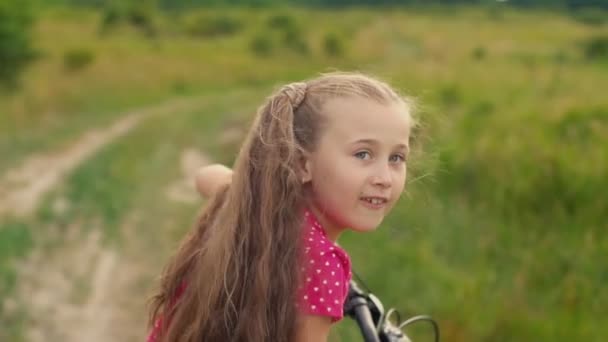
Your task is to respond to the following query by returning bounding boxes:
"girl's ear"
[299,152,313,184]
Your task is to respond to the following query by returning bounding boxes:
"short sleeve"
[146,317,162,342]
[146,281,187,341]
[297,248,349,322]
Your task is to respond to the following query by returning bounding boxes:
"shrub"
[100,4,123,33]
[438,83,462,106]
[250,34,273,57]
[266,13,296,30]
[126,4,158,37]
[189,15,243,38]
[322,32,344,57]
[282,26,309,54]
[63,48,95,72]
[99,1,158,38]
[555,107,608,142]
[0,0,37,88]
[582,35,608,60]
[572,8,608,27]
[471,46,486,60]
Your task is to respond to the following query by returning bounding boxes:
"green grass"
[0,222,32,299]
[0,5,607,341]
[0,221,31,342]
[0,88,265,340]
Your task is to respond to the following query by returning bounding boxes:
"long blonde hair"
[149,72,411,342]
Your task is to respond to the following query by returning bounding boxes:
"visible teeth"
[363,198,384,205]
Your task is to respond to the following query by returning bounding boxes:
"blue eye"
[354,151,371,160]
[390,154,406,163]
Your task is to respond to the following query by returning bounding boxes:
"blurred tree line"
[42,0,608,9]
[2,0,606,88]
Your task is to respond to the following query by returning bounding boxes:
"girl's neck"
[305,200,344,242]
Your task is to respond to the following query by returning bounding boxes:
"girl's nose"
[371,165,391,188]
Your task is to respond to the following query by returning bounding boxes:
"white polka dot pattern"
[297,209,352,323]
[146,209,353,341]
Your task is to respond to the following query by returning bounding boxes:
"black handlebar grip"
[351,298,380,342]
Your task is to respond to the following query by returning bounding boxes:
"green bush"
[322,32,344,57]
[188,15,243,38]
[484,2,507,21]
[572,8,608,27]
[99,1,158,38]
[282,26,309,54]
[99,4,122,33]
[438,83,462,106]
[250,34,273,57]
[555,107,607,143]
[264,13,308,55]
[582,35,608,60]
[63,48,95,72]
[0,0,37,88]
[471,46,486,60]
[266,13,296,30]
[127,3,158,37]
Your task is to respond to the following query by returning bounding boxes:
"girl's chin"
[348,223,382,233]
[349,213,385,233]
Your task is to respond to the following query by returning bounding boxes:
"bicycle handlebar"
[344,280,438,342]
[347,291,380,342]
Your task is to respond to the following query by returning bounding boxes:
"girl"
[148,72,414,342]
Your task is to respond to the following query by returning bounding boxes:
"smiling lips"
[360,196,388,209]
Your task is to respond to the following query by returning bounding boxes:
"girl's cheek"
[393,168,407,184]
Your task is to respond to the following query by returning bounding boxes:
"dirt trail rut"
[1,97,213,342]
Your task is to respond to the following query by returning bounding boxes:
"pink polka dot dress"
[146,208,352,341]
[296,208,352,322]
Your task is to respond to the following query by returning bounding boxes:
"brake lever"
[346,280,411,342]
[364,292,410,342]
[379,321,411,342]
[347,280,441,342]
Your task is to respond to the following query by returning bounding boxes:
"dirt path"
[0,96,208,218]
[165,148,212,204]
[0,98,213,342]
[18,215,156,342]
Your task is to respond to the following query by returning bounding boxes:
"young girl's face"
[302,96,411,241]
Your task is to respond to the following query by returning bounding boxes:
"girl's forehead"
[321,97,411,143]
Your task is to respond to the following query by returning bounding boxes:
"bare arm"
[295,314,332,342]
[195,164,233,198]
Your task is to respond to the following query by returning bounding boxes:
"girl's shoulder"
[302,226,351,275]
[301,209,351,273]
[298,209,352,322]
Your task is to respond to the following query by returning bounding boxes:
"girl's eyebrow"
[350,138,410,153]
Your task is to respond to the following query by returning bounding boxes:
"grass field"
[1,5,607,341]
